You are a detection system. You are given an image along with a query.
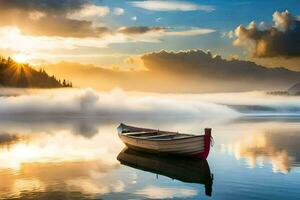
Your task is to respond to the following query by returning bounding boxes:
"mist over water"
[1,88,300,118]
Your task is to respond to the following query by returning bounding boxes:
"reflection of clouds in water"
[0,122,125,198]
[129,172,138,184]
[224,133,293,173]
[0,161,123,198]
[0,117,107,138]
[0,125,123,169]
[135,185,197,199]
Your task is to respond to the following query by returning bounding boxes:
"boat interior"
[122,130,197,140]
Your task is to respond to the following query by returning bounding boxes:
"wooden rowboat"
[117,148,213,196]
[117,123,212,159]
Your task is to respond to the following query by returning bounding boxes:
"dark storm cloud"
[233,10,300,57]
[0,0,109,38]
[117,26,166,34]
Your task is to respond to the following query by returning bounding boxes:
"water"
[0,116,299,200]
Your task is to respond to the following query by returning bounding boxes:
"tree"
[0,55,73,88]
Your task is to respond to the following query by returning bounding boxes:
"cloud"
[22,18,110,38]
[0,1,215,60]
[0,48,19,58]
[131,16,137,21]
[0,134,20,147]
[118,26,215,37]
[118,26,166,34]
[113,8,125,16]
[42,49,300,93]
[129,1,214,12]
[163,28,215,36]
[0,27,115,52]
[0,0,87,13]
[67,4,110,19]
[140,49,300,91]
[251,57,300,72]
[2,1,214,40]
[0,0,109,38]
[233,10,300,57]
[0,26,214,55]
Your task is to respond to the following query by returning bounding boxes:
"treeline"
[267,90,300,96]
[0,57,72,88]
[267,91,289,96]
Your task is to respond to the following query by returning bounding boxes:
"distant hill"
[288,82,300,95]
[0,57,72,88]
[43,57,300,93]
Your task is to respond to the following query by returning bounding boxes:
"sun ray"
[12,54,29,63]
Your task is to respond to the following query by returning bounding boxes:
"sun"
[12,54,29,63]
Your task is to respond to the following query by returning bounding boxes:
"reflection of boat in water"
[117,123,212,159]
[117,148,213,196]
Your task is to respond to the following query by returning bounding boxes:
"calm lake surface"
[0,116,299,200]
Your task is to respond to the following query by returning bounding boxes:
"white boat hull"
[119,133,204,155]
[117,123,212,158]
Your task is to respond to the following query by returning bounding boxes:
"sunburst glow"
[12,54,30,63]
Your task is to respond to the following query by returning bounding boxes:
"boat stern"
[198,128,212,160]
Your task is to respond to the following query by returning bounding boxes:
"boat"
[117,123,212,159]
[117,148,213,196]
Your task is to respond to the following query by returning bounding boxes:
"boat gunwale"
[119,132,204,141]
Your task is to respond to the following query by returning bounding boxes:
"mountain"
[288,82,300,95]
[0,57,72,88]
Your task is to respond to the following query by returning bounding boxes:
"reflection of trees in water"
[225,132,300,173]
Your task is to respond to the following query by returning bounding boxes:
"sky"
[0,0,299,66]
[1,0,300,92]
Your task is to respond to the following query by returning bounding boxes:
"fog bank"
[1,88,300,118]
